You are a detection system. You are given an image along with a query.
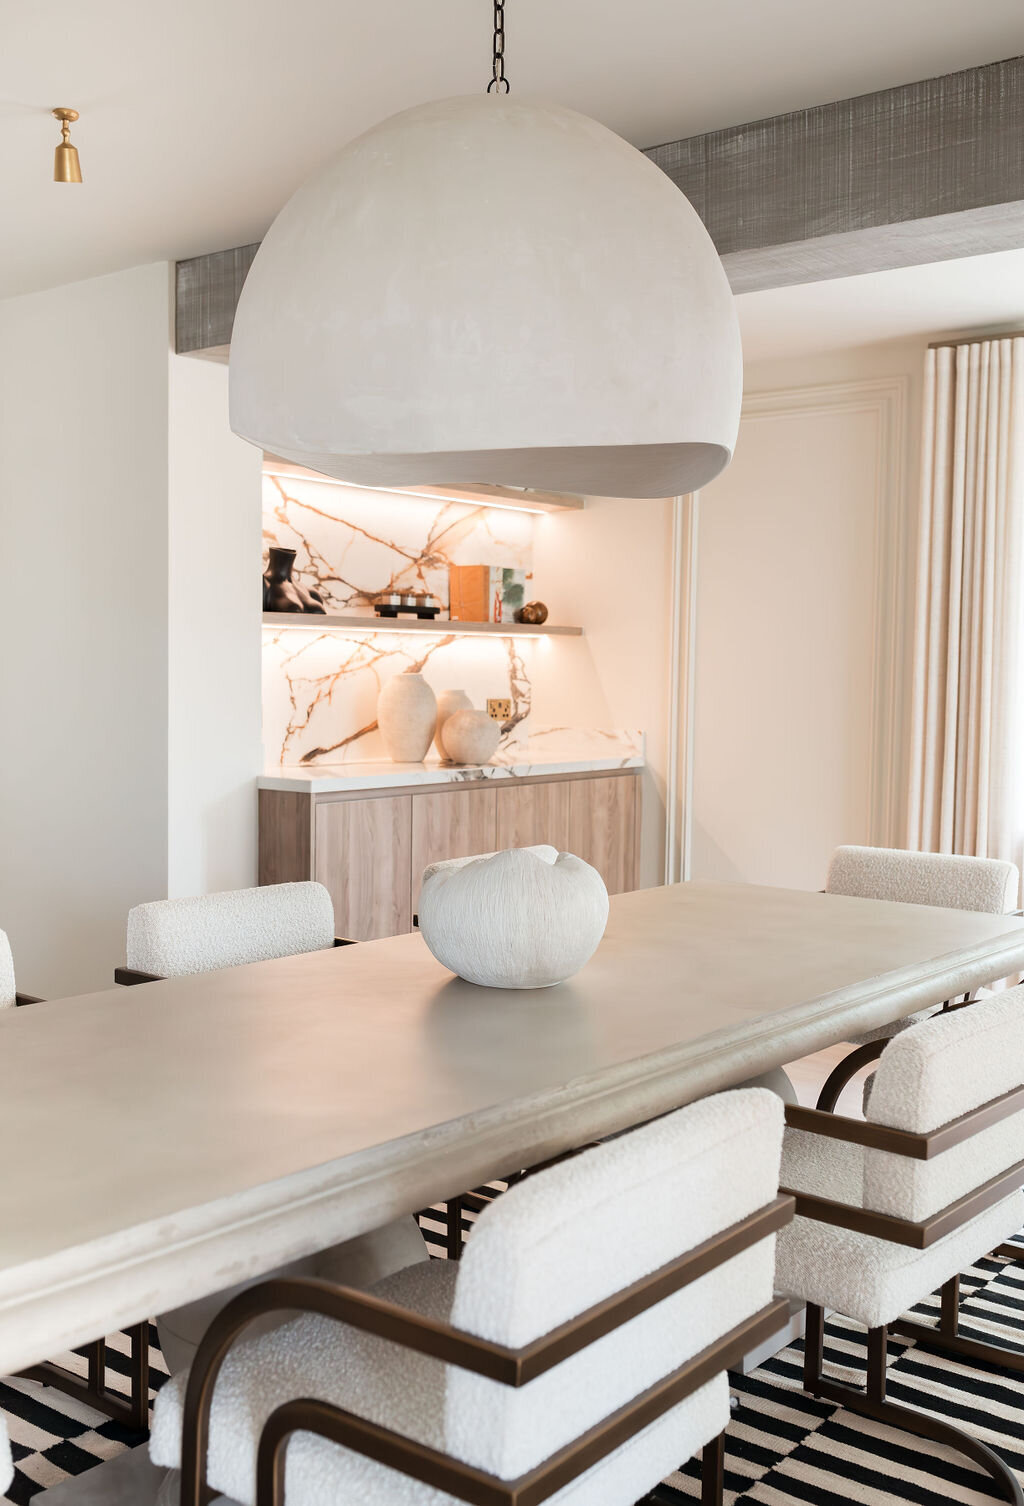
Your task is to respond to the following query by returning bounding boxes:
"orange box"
[448,566,526,623]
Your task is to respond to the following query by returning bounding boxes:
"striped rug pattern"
[3,1232,1022,1503]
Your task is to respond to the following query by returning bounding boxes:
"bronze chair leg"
[700,1430,726,1506]
[446,1197,464,1261]
[19,1322,151,1433]
[814,1041,886,1112]
[804,1303,1023,1505]
[893,1272,1024,1374]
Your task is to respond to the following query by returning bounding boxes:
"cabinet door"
[410,787,498,911]
[495,780,571,852]
[315,796,412,940]
[568,775,639,895]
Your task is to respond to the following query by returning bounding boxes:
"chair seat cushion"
[777,1127,1024,1328]
[150,1259,729,1506]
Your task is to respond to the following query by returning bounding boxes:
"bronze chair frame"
[12,990,151,1428]
[781,1092,1024,1504]
[176,1195,795,1506]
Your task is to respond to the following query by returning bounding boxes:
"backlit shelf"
[262,613,582,637]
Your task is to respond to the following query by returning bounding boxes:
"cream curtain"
[907,337,1024,881]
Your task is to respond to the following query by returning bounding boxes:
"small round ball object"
[418,846,609,988]
[514,600,549,624]
[440,708,501,765]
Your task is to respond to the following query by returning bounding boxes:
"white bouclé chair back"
[126,882,336,977]
[864,989,1024,1223]
[445,1089,785,1481]
[0,929,16,1010]
[827,845,1018,914]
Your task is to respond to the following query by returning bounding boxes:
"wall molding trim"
[676,376,911,860]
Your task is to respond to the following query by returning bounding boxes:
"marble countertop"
[259,729,644,793]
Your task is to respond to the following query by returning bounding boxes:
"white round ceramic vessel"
[441,707,501,765]
[377,672,437,762]
[418,846,609,988]
[434,688,473,759]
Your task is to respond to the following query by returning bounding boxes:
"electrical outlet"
[487,698,512,722]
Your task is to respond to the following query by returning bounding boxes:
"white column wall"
[167,356,263,897]
[0,264,171,996]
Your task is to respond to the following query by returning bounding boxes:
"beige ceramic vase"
[377,672,437,762]
[441,708,501,765]
[434,688,473,759]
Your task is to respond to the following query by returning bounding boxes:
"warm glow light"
[262,469,547,516]
[262,621,543,639]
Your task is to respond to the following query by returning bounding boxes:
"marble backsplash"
[262,469,545,765]
[263,625,536,765]
[263,471,535,612]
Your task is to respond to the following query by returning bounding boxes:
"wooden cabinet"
[410,787,497,910]
[568,775,639,895]
[315,796,412,940]
[495,780,571,851]
[260,770,641,940]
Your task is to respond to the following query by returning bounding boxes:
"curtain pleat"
[907,337,1024,891]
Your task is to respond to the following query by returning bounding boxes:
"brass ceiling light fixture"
[52,108,82,183]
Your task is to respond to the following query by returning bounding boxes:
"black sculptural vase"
[263,547,327,614]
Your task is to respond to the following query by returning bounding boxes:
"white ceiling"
[2,0,1023,300]
[736,246,1024,363]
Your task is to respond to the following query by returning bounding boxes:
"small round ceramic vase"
[440,708,501,765]
[434,688,473,759]
[377,672,437,762]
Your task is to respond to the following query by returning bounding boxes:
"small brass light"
[52,108,82,183]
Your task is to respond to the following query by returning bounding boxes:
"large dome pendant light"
[229,3,742,500]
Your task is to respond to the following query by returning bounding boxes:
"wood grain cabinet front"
[315,796,413,940]
[259,770,641,941]
[410,786,498,911]
[495,779,572,852]
[568,775,640,895]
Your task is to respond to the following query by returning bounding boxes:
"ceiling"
[2,0,1023,301]
[737,246,1024,363]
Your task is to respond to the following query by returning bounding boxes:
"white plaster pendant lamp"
[229,3,742,500]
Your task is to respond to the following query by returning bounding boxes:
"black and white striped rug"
[4,1233,1023,1504]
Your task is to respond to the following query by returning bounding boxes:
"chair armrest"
[786,1082,1024,1159]
[782,1154,1024,1249]
[14,992,44,1006]
[251,1299,791,1506]
[113,967,165,986]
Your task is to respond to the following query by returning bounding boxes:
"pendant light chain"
[487,0,510,92]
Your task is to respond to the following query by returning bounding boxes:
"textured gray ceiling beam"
[175,55,1024,352]
[649,54,1024,293]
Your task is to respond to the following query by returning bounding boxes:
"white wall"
[689,339,925,891]
[0,264,171,996]
[533,496,676,887]
[168,357,263,896]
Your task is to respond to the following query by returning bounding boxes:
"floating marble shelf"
[262,613,583,637]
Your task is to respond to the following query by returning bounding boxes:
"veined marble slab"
[3,881,1024,1380]
[259,729,644,792]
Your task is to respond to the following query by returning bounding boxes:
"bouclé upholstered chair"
[816,845,1019,1111]
[778,989,1024,1502]
[149,1089,792,1506]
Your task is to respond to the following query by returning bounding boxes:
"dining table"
[4,878,1024,1407]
